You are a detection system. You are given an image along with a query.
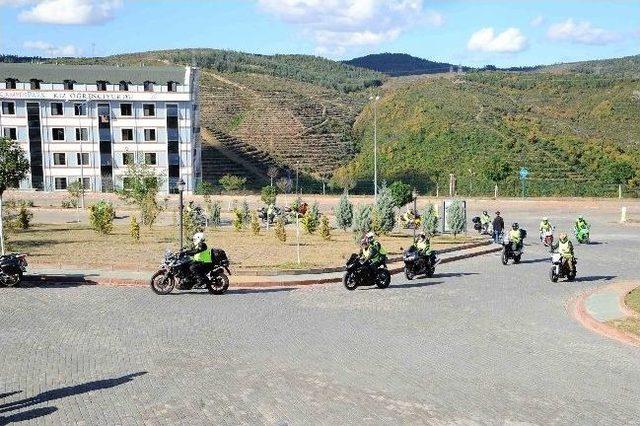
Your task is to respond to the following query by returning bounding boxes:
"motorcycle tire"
[376,269,391,289]
[567,271,576,282]
[404,266,415,281]
[426,267,435,278]
[501,251,509,265]
[150,271,175,295]
[343,272,358,291]
[207,273,229,295]
[1,270,22,288]
[514,255,522,264]
[550,267,558,283]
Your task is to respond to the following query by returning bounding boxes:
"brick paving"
[1,207,639,424]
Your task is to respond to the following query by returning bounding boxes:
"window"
[143,104,155,117]
[54,177,67,190]
[2,101,15,115]
[3,128,17,140]
[51,102,63,116]
[122,152,135,165]
[76,177,90,189]
[121,129,133,141]
[63,80,74,90]
[5,78,17,89]
[52,128,65,141]
[30,79,41,90]
[96,81,108,91]
[74,103,87,116]
[144,129,156,141]
[75,128,88,141]
[168,81,178,92]
[120,103,132,116]
[119,81,129,91]
[76,152,89,166]
[143,81,154,92]
[144,152,157,165]
[53,153,66,166]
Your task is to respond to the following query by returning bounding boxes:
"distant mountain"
[540,54,640,78]
[344,53,464,77]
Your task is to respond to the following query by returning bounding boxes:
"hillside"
[344,53,459,76]
[338,70,640,197]
[541,54,640,78]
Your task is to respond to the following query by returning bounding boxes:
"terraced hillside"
[340,68,640,196]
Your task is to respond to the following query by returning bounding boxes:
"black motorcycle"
[403,246,437,280]
[0,253,28,287]
[550,252,577,282]
[150,249,230,295]
[343,253,391,290]
[501,229,527,265]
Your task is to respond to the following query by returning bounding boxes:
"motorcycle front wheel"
[501,251,509,265]
[343,271,358,291]
[207,273,229,295]
[150,271,175,295]
[375,269,391,289]
[1,270,22,287]
[567,270,576,282]
[404,266,415,281]
[550,267,559,283]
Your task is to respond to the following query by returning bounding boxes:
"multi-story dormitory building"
[0,63,201,193]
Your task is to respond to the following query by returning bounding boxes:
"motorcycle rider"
[509,222,523,252]
[416,232,436,264]
[480,211,491,232]
[360,232,386,272]
[492,211,504,243]
[402,208,418,226]
[184,232,210,287]
[539,217,552,240]
[575,215,589,231]
[551,232,575,273]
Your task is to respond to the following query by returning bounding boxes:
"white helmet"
[193,232,205,245]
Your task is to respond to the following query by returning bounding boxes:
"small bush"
[319,214,331,240]
[422,203,439,236]
[446,200,466,237]
[232,208,244,231]
[352,204,372,237]
[16,202,32,230]
[301,202,319,234]
[250,211,261,235]
[206,200,221,228]
[130,216,140,241]
[195,181,215,196]
[89,201,115,235]
[219,174,247,193]
[261,185,277,206]
[241,199,251,225]
[334,192,353,231]
[183,202,206,238]
[140,193,162,228]
[374,183,396,234]
[274,215,287,242]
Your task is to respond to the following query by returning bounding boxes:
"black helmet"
[512,222,519,230]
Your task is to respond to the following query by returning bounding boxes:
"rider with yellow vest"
[552,233,575,272]
[184,232,210,287]
[360,232,387,268]
[509,223,523,251]
[416,232,436,264]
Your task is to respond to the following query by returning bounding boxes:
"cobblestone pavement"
[1,206,639,424]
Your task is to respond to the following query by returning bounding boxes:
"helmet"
[578,215,583,220]
[542,217,548,222]
[365,231,375,243]
[495,211,500,215]
[512,223,519,230]
[419,232,427,239]
[559,232,568,241]
[483,211,488,215]
[193,232,205,246]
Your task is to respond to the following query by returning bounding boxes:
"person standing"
[492,211,504,243]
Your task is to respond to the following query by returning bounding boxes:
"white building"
[0,63,201,193]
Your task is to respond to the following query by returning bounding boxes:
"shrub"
[334,192,353,231]
[183,202,206,238]
[219,174,247,193]
[301,202,319,234]
[261,185,277,206]
[374,182,396,234]
[446,200,466,237]
[118,163,164,228]
[274,215,287,242]
[129,216,140,241]
[422,203,439,236]
[89,201,115,235]
[140,193,162,228]
[232,208,244,231]
[195,181,215,197]
[250,211,261,235]
[352,204,372,237]
[389,181,413,208]
[65,181,83,209]
[319,214,331,240]
[16,201,32,230]
[241,199,251,225]
[206,200,221,228]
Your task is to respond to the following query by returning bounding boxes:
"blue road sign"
[519,167,529,179]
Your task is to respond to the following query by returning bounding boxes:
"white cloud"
[24,40,82,56]
[18,0,122,25]
[467,27,528,53]
[257,0,444,57]
[547,19,620,45]
[530,15,544,27]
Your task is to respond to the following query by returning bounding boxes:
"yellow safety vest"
[558,240,573,258]
[509,229,521,243]
[193,249,212,263]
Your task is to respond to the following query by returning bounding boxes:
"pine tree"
[422,203,439,236]
[374,182,396,234]
[334,191,353,231]
[130,216,140,241]
[446,200,466,237]
[206,200,221,228]
[352,204,372,238]
[274,215,287,242]
[301,202,319,234]
[241,199,251,225]
[250,211,261,235]
[232,208,244,231]
[319,214,331,240]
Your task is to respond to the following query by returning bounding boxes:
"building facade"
[0,63,201,193]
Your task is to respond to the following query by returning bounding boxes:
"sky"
[0,0,638,67]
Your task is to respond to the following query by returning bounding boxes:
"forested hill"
[344,53,460,76]
[540,54,640,78]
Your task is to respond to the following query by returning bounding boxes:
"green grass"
[625,286,640,314]
[606,286,640,337]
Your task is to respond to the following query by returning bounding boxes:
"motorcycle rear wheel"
[376,269,391,289]
[550,267,559,283]
[150,271,175,295]
[1,270,22,287]
[404,266,415,281]
[207,273,229,295]
[343,272,358,291]
[426,266,435,278]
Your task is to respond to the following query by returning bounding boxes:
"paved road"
[1,205,639,424]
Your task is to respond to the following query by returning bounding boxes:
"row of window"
[54,177,91,191]
[3,126,172,142]
[2,101,161,117]
[5,78,179,92]
[52,152,158,166]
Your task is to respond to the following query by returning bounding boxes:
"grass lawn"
[7,222,480,272]
[607,286,640,337]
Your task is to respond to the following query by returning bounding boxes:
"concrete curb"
[568,282,640,348]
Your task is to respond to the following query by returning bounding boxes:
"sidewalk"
[26,240,502,288]
[570,281,640,347]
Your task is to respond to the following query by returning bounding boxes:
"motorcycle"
[472,216,491,235]
[501,229,527,265]
[575,225,590,244]
[400,212,421,229]
[402,246,438,280]
[549,252,577,282]
[0,253,28,287]
[343,253,391,290]
[540,227,555,247]
[150,249,230,295]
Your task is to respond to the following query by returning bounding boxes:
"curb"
[568,282,640,348]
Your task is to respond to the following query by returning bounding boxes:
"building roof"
[0,63,187,85]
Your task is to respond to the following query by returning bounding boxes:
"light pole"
[177,178,186,248]
[66,99,87,209]
[412,188,418,241]
[369,95,380,201]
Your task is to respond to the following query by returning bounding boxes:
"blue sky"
[1,0,638,67]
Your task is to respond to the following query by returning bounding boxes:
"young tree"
[88,201,115,235]
[250,211,261,235]
[0,137,30,254]
[301,202,320,234]
[374,182,396,234]
[206,199,221,228]
[241,199,251,225]
[267,166,279,187]
[331,166,356,194]
[129,216,140,242]
[261,185,277,206]
[118,163,164,228]
[232,208,244,231]
[388,181,413,208]
[484,156,512,187]
[319,214,331,240]
[421,203,439,236]
[16,201,33,230]
[183,202,206,239]
[334,191,353,231]
[274,215,287,242]
[352,204,372,237]
[446,200,466,237]
[219,174,247,193]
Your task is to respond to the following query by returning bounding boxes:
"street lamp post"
[177,178,186,248]
[412,188,418,241]
[369,95,380,201]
